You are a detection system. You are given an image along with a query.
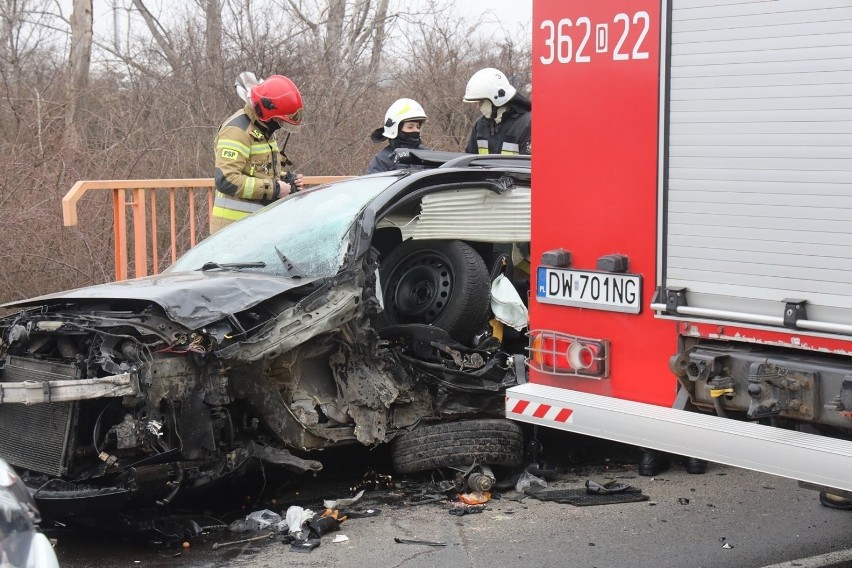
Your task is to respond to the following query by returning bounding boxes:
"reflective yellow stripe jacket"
[210,104,292,232]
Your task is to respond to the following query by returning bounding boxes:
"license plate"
[536,267,642,314]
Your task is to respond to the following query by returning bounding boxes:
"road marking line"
[759,548,852,568]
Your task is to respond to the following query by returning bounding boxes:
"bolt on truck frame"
[507,0,852,496]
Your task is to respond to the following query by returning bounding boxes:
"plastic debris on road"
[323,489,365,510]
[585,479,638,495]
[341,508,382,519]
[290,537,321,553]
[246,509,282,531]
[458,491,491,505]
[394,538,447,547]
[449,503,486,516]
[515,471,547,492]
[228,509,285,533]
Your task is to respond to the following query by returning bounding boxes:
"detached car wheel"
[376,239,489,344]
[391,419,524,474]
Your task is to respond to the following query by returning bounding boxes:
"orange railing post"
[131,187,148,278]
[113,188,128,281]
[62,177,351,281]
[169,189,178,265]
[188,190,197,248]
[150,191,159,275]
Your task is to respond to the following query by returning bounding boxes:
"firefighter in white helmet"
[365,98,429,174]
[463,68,531,155]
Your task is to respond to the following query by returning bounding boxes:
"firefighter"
[366,98,429,174]
[819,491,852,510]
[462,68,531,155]
[638,448,708,476]
[210,74,305,233]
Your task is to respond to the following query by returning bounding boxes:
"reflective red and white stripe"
[506,396,574,423]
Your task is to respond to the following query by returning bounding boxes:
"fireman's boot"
[638,448,670,476]
[683,457,708,474]
[819,492,852,511]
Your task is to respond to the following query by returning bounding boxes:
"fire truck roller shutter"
[662,0,852,331]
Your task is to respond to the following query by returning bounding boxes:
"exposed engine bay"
[0,254,520,520]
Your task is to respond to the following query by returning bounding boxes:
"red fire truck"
[507,0,852,498]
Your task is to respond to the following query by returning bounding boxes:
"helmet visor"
[278,108,302,126]
[274,113,302,133]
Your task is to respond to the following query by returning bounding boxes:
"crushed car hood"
[1,271,322,328]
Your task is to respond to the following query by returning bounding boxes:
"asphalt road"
[51,431,852,568]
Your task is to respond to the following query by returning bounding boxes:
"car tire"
[391,419,524,474]
[376,239,490,344]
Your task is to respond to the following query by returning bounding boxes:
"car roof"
[394,149,530,171]
[367,151,530,222]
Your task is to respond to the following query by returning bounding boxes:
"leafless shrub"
[0,0,529,304]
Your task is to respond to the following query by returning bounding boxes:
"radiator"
[0,356,78,476]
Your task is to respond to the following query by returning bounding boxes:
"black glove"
[283,172,299,193]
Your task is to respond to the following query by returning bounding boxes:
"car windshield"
[168,176,396,278]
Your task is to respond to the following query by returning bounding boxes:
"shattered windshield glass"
[168,176,396,278]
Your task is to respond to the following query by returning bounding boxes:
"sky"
[78,0,533,30]
[73,0,533,54]
[453,0,532,34]
[429,0,533,40]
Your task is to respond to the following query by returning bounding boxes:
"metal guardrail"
[62,177,349,281]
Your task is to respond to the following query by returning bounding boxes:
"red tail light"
[528,330,609,378]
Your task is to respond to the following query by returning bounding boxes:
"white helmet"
[377,98,427,140]
[463,68,517,107]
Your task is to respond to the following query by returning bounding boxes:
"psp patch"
[221,149,238,160]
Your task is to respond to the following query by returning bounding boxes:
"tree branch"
[130,0,182,73]
[287,0,318,33]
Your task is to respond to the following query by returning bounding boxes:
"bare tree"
[285,0,393,81]
[65,0,92,146]
[204,0,222,71]
[0,0,63,143]
[325,0,344,73]
[0,0,531,302]
[368,0,389,74]
[130,0,182,74]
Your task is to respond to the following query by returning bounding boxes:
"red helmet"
[250,75,303,126]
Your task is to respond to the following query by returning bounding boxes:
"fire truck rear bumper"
[506,383,852,493]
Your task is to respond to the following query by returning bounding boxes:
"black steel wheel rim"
[387,252,453,323]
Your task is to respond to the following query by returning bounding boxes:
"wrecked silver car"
[0,153,531,520]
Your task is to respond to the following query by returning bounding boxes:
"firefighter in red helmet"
[210,74,306,233]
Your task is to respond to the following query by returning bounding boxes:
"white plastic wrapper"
[515,471,547,493]
[245,509,281,531]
